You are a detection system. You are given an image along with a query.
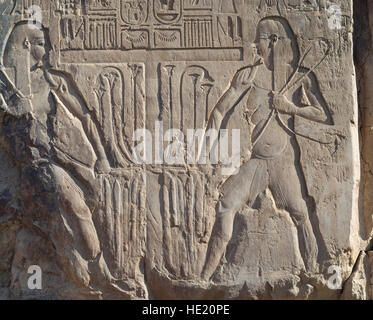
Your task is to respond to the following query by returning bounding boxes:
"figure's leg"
[268,158,318,273]
[49,165,133,296]
[52,164,100,259]
[202,158,268,280]
[50,165,104,290]
[20,163,100,292]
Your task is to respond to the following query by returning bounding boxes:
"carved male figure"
[202,16,332,280]
[0,21,126,297]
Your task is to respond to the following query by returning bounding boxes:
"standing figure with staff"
[0,21,130,298]
[202,16,333,281]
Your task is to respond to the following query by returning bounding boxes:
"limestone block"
[0,0,368,300]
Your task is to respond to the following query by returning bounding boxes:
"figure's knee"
[217,190,243,216]
[290,210,307,225]
[286,199,309,225]
[84,237,101,260]
[215,225,233,243]
[213,201,235,242]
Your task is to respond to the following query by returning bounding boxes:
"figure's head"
[2,21,51,96]
[253,16,299,70]
[3,21,50,69]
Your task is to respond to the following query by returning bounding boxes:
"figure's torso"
[246,67,291,159]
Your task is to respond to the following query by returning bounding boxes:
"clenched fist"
[271,92,297,115]
[231,60,262,92]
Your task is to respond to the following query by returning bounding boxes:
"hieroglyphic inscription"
[55,0,243,53]
[0,0,362,300]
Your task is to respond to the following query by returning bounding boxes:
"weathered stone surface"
[0,0,371,300]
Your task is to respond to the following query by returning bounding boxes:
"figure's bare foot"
[95,158,111,174]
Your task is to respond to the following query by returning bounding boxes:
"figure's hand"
[271,92,297,115]
[231,67,254,91]
[231,59,263,92]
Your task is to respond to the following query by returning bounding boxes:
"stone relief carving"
[0,21,117,297]
[201,16,333,280]
[259,0,323,13]
[0,20,146,299]
[55,0,243,52]
[0,0,368,300]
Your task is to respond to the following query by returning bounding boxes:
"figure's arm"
[53,74,91,120]
[273,72,333,125]
[53,76,99,144]
[52,72,110,172]
[197,63,261,164]
[207,64,261,131]
[207,86,247,132]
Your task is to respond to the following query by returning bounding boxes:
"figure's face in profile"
[253,21,274,68]
[28,28,48,66]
